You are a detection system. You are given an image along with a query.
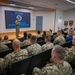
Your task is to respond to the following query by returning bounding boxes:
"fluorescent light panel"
[66,0,75,4]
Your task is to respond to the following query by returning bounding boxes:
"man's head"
[12,39,21,51]
[30,36,37,44]
[51,45,65,63]
[37,30,41,34]
[49,29,52,33]
[27,33,32,39]
[72,36,75,46]
[68,29,73,36]
[4,35,8,40]
[45,35,51,43]
[57,30,62,36]
[23,32,27,37]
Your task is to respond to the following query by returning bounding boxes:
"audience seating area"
[0,33,74,75]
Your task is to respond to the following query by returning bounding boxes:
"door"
[36,16,43,31]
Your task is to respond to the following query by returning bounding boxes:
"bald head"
[12,39,21,50]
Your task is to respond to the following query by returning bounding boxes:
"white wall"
[0,6,56,33]
[63,8,75,29]
[56,10,64,31]
[0,6,35,33]
[34,11,55,32]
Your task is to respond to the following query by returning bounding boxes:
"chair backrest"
[37,36,44,42]
[0,49,13,58]
[70,69,75,75]
[21,44,31,49]
[61,41,72,48]
[7,56,32,75]
[28,51,45,75]
[5,42,12,49]
[41,48,52,67]
[38,40,45,46]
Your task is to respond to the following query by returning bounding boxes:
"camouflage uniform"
[0,49,28,73]
[0,43,9,51]
[15,20,20,38]
[33,61,72,75]
[37,34,42,38]
[42,42,54,51]
[53,35,65,45]
[64,46,75,63]
[22,40,31,46]
[26,43,42,55]
[1,40,11,44]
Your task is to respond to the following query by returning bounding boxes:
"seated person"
[42,35,53,51]
[42,31,46,37]
[48,29,53,36]
[26,36,42,55]
[0,36,9,51]
[0,39,28,74]
[66,29,73,42]
[23,32,27,40]
[53,30,65,45]
[33,45,72,75]
[37,30,42,37]
[22,33,32,46]
[1,35,11,44]
[64,35,75,63]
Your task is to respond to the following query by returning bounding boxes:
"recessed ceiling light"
[66,0,75,4]
[28,7,34,9]
[9,4,16,6]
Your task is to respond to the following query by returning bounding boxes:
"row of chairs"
[5,48,52,75]
[4,41,72,75]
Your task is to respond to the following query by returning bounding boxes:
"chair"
[70,69,75,75]
[61,41,72,48]
[7,56,32,75]
[38,40,45,46]
[0,49,13,58]
[41,48,52,67]
[5,43,12,49]
[28,51,45,75]
[37,37,44,42]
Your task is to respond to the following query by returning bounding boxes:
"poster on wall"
[64,21,68,27]
[5,10,31,29]
[69,20,73,26]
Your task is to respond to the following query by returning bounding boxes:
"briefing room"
[0,0,75,75]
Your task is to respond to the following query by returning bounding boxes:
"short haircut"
[12,39,20,48]
[27,33,32,39]
[50,29,52,32]
[57,30,62,34]
[4,35,8,40]
[31,36,37,43]
[0,36,2,41]
[37,30,41,34]
[23,32,27,37]
[45,35,51,41]
[53,45,65,60]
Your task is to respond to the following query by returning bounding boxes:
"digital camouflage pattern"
[0,49,28,73]
[22,40,31,46]
[37,34,42,38]
[0,43,9,51]
[64,46,75,63]
[42,42,54,51]
[33,61,72,75]
[1,40,11,44]
[26,43,42,55]
[53,35,65,45]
